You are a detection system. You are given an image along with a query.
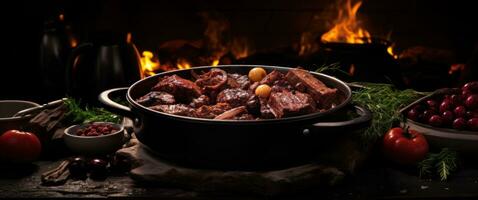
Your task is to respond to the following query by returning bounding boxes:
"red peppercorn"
[76,123,119,137]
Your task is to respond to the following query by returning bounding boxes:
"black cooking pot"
[99,65,372,170]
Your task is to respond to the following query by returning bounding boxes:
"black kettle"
[66,32,142,104]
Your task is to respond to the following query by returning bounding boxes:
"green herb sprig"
[351,83,422,145]
[315,62,344,73]
[419,148,458,181]
[63,98,121,124]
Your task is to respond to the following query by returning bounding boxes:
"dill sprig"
[63,98,121,124]
[351,83,422,145]
[418,148,458,181]
[315,62,342,73]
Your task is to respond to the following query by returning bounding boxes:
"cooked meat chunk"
[271,84,292,93]
[214,106,248,120]
[271,79,293,92]
[259,97,275,119]
[152,75,202,102]
[150,104,196,117]
[268,90,316,118]
[136,91,175,106]
[216,88,252,108]
[249,81,260,93]
[214,106,255,120]
[189,95,210,108]
[195,103,232,119]
[259,70,284,85]
[227,73,251,89]
[234,113,255,120]
[286,68,338,109]
[256,69,292,92]
[245,95,260,114]
[195,68,228,96]
[226,74,241,88]
[294,82,307,92]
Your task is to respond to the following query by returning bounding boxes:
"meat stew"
[136,67,343,120]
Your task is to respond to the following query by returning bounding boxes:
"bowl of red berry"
[400,82,478,152]
[64,122,125,155]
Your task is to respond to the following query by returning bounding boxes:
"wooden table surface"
[2,158,478,199]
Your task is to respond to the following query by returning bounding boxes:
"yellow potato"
[248,67,267,82]
[255,84,272,98]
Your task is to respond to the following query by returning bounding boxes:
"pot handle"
[306,105,372,134]
[98,87,136,119]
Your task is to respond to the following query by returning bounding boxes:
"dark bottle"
[40,13,77,99]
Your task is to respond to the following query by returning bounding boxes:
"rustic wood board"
[0,161,148,198]
[116,137,370,196]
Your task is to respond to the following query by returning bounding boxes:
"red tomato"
[0,130,42,163]
[383,127,429,165]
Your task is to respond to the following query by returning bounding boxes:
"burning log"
[399,46,457,90]
[136,12,250,78]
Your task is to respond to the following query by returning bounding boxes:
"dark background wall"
[1,0,476,102]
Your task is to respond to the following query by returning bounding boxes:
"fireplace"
[1,0,477,103]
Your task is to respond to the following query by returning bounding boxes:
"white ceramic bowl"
[64,122,125,155]
[400,88,478,153]
[403,119,478,152]
[0,100,40,134]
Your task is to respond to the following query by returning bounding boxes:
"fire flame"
[387,46,398,59]
[298,32,319,56]
[176,58,192,70]
[349,64,356,76]
[70,39,78,48]
[321,0,371,44]
[140,51,160,79]
[449,64,465,75]
[230,37,249,59]
[202,12,250,61]
[321,0,398,58]
[126,32,132,43]
[211,59,220,66]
